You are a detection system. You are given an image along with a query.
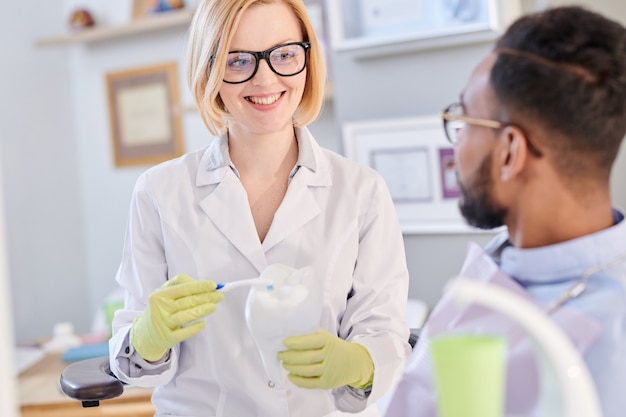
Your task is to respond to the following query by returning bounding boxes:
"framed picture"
[439,148,461,199]
[326,0,522,57]
[342,115,485,234]
[370,146,432,203]
[106,62,184,167]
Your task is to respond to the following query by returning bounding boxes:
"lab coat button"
[267,380,275,388]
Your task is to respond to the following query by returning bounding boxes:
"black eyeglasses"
[222,42,311,84]
[441,102,543,157]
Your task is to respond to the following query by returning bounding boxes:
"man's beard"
[457,154,507,230]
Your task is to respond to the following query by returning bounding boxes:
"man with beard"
[384,6,626,417]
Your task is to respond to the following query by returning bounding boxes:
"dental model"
[244,264,322,387]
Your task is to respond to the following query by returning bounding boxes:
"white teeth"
[248,94,281,105]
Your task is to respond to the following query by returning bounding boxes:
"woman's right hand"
[131,274,224,362]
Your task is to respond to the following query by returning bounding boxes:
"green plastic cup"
[430,334,506,417]
[103,300,124,338]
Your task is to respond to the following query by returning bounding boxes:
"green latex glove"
[278,328,374,389]
[131,274,224,362]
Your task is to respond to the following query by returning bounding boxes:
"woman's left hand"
[278,328,374,390]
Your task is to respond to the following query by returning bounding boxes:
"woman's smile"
[245,92,284,106]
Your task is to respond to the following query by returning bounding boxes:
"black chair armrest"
[409,328,421,349]
[59,356,124,407]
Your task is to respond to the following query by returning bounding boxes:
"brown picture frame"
[106,62,184,167]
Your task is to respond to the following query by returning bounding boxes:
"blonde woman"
[109,1,410,415]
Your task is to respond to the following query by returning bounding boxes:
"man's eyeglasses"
[441,102,543,157]
[223,42,311,84]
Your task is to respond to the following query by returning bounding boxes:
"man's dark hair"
[491,6,626,177]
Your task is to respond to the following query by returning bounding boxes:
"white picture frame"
[342,115,488,234]
[326,0,521,57]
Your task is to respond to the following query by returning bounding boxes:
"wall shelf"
[36,9,194,47]
[325,0,521,59]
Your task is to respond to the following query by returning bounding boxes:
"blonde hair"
[187,0,326,136]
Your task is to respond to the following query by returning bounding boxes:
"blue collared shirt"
[491,209,626,417]
[385,210,626,417]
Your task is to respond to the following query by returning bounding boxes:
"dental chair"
[59,328,422,407]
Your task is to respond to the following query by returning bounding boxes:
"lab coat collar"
[194,127,331,273]
[261,164,321,252]
[194,127,329,187]
[195,135,230,186]
[197,167,267,273]
[292,126,317,176]
[261,127,330,251]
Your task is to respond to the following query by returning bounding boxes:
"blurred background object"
[151,0,184,13]
[68,9,95,30]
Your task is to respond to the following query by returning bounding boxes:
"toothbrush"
[216,278,274,292]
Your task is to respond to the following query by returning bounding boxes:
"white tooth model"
[450,279,602,417]
[245,264,322,386]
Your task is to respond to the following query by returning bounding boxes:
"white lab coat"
[109,127,411,417]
